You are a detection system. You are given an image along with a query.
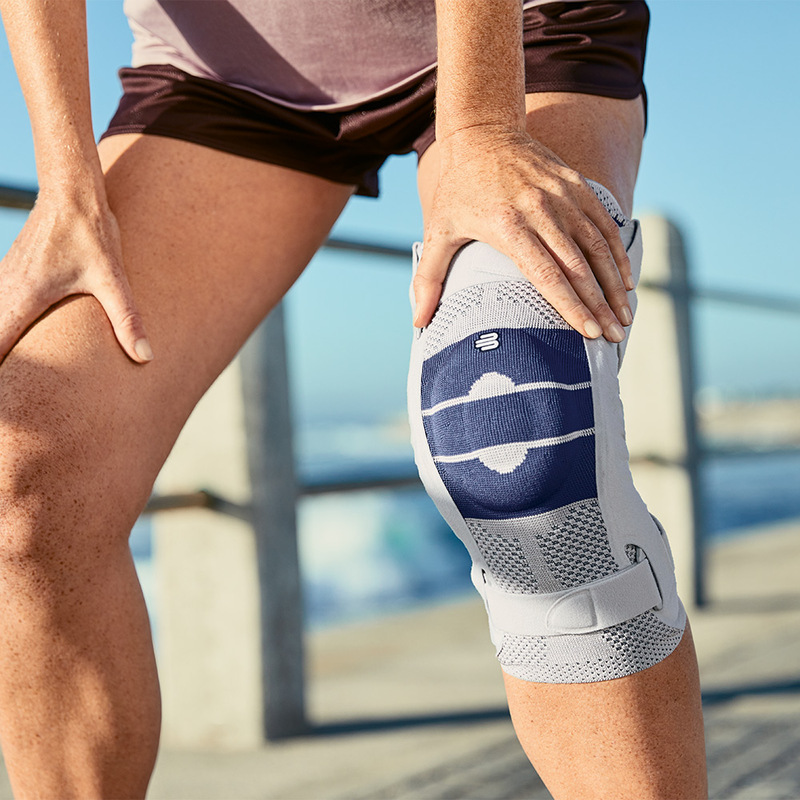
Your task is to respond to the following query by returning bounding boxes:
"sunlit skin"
[0,0,705,796]
[417,89,707,800]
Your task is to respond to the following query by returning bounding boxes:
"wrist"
[33,115,105,187]
[35,151,108,210]
[35,172,109,218]
[434,0,526,143]
[437,123,529,169]
[436,110,527,143]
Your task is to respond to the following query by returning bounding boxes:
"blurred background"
[1,1,798,640]
[2,3,800,797]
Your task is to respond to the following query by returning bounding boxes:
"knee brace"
[407,182,686,683]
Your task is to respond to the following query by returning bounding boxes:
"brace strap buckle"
[483,557,663,637]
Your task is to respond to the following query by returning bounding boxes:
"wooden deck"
[1,518,799,799]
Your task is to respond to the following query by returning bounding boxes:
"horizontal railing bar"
[3,184,800,315]
[325,248,800,314]
[323,236,410,259]
[144,475,423,517]
[144,442,799,521]
[629,454,687,467]
[638,280,800,315]
[701,443,800,459]
[147,439,799,517]
[143,490,252,521]
[145,475,423,518]
[0,184,37,210]
[300,474,422,495]
[692,286,800,316]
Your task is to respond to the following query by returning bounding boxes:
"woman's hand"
[0,190,152,364]
[0,0,151,364]
[413,125,635,342]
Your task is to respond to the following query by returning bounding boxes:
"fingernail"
[619,306,633,326]
[134,338,154,362]
[625,276,635,291]
[609,323,626,343]
[584,320,603,339]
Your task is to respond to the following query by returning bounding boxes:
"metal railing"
[4,182,800,738]
[0,183,36,209]
[5,183,800,541]
[4,180,800,538]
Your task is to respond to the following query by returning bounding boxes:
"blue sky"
[1,1,799,428]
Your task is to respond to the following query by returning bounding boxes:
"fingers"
[417,210,632,343]
[0,280,153,366]
[578,181,635,292]
[89,271,154,363]
[416,137,634,340]
[517,183,633,341]
[0,277,153,366]
[412,235,463,328]
[545,215,633,339]
[0,197,153,366]
[503,228,616,340]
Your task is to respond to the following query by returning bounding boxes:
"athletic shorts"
[100,1,649,198]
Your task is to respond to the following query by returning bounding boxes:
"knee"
[415,240,598,518]
[0,333,145,563]
[421,325,597,519]
[409,238,686,684]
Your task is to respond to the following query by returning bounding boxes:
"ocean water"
[130,438,800,631]
[702,452,800,537]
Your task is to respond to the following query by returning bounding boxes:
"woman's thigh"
[0,133,353,526]
[417,92,644,218]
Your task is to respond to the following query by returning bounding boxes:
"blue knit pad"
[430,436,596,518]
[421,326,597,519]
[421,328,590,408]
[424,387,594,457]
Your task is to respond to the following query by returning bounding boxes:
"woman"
[0,1,706,797]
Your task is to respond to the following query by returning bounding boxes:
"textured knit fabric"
[123,0,437,110]
[121,0,649,112]
[407,182,686,683]
[103,2,650,196]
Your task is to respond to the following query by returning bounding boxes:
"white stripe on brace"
[433,427,595,464]
[422,379,592,416]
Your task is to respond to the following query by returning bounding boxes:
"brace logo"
[474,332,499,351]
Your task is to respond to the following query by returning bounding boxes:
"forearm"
[0,0,104,201]
[434,0,526,141]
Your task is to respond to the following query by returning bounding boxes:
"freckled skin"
[418,91,708,800]
[0,133,353,798]
[1,0,705,795]
[502,625,706,799]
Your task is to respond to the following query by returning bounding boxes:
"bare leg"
[417,93,708,800]
[504,624,705,799]
[0,134,353,799]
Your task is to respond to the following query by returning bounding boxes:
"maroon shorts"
[100,1,649,198]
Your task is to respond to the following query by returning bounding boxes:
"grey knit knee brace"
[407,182,686,682]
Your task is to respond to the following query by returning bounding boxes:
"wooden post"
[619,215,706,607]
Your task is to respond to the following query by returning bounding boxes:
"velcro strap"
[483,558,663,636]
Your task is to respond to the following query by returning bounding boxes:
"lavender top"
[123,0,440,110]
[123,0,546,111]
